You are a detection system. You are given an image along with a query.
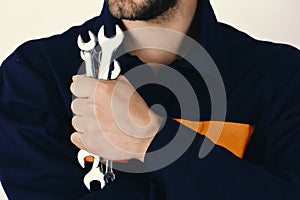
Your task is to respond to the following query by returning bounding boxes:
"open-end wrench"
[77,149,99,168]
[77,31,105,190]
[97,25,124,80]
[104,159,115,184]
[76,25,124,190]
[97,24,124,185]
[77,31,97,78]
[83,155,106,191]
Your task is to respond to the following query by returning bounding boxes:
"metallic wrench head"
[97,25,124,80]
[110,60,121,80]
[77,149,98,168]
[97,25,124,47]
[83,159,106,190]
[77,31,97,51]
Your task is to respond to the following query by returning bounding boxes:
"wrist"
[135,111,163,162]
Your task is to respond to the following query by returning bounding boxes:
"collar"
[92,2,122,37]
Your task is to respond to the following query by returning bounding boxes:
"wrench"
[96,24,124,185]
[77,31,97,77]
[78,150,105,190]
[83,156,106,191]
[104,159,115,184]
[97,25,124,80]
[77,31,105,190]
[76,25,124,190]
[77,149,99,168]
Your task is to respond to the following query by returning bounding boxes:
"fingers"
[72,115,99,135]
[71,75,131,99]
[71,98,94,116]
[72,115,83,133]
[72,115,90,133]
[70,75,98,98]
[70,132,87,150]
[70,132,128,163]
[116,75,130,83]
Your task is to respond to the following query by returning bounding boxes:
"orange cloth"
[84,156,95,163]
[174,119,254,158]
[84,119,254,163]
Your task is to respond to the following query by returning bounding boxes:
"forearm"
[145,118,300,199]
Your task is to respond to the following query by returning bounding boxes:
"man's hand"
[70,75,163,162]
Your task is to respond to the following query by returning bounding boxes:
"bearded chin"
[107,0,178,21]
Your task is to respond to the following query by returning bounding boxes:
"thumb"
[70,132,86,150]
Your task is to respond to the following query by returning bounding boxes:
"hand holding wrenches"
[77,25,124,190]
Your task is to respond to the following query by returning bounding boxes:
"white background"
[0,0,300,199]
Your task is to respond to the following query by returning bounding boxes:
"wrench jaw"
[77,31,97,51]
[77,31,98,78]
[104,160,116,184]
[97,25,125,80]
[78,150,106,190]
[77,149,98,168]
[97,25,124,43]
[115,25,123,37]
[104,172,115,184]
[110,60,121,80]
[83,163,106,191]
[78,150,89,168]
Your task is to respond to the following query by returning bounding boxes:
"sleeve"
[0,45,88,199]
[145,58,300,199]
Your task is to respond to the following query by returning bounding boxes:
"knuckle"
[95,82,104,94]
[97,82,111,96]
[118,75,129,83]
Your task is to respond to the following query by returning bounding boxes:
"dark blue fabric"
[1,0,300,199]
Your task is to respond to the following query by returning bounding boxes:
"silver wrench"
[104,159,115,184]
[97,25,124,80]
[76,25,124,190]
[78,150,106,190]
[97,24,124,185]
[77,30,105,190]
[77,31,97,78]
[83,156,106,191]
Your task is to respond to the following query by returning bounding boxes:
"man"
[0,0,300,199]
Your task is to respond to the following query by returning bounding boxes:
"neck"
[122,0,198,65]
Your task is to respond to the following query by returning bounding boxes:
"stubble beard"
[106,0,178,21]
